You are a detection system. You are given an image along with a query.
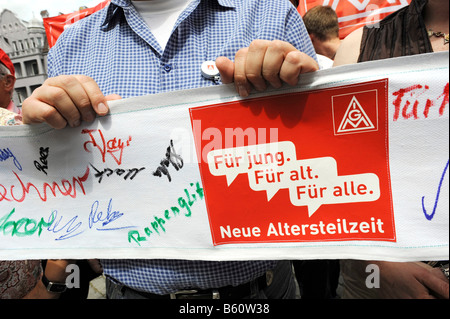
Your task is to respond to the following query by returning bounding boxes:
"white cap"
[201,60,220,79]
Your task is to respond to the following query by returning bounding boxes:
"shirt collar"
[110,0,133,9]
[216,0,236,8]
[102,0,236,29]
[109,0,235,8]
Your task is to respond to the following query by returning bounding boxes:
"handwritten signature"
[82,129,132,165]
[90,164,146,184]
[128,181,203,246]
[0,147,22,171]
[422,160,449,221]
[0,167,90,203]
[392,83,449,121]
[0,208,54,238]
[34,147,50,175]
[152,140,184,182]
[46,198,135,240]
[89,198,129,230]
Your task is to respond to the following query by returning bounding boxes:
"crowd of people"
[1,0,448,299]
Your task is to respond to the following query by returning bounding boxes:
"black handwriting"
[152,140,184,182]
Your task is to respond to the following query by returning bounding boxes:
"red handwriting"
[82,129,132,165]
[392,83,449,121]
[0,166,90,203]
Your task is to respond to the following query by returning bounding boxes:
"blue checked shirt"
[48,0,316,295]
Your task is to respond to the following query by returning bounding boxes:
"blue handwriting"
[0,147,22,171]
[422,160,449,221]
[89,198,135,231]
[47,210,84,241]
[47,198,134,240]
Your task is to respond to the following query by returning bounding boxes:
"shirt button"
[163,64,172,72]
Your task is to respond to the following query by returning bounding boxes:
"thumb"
[94,94,122,116]
[215,56,235,84]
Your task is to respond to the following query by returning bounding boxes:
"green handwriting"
[128,181,204,246]
[0,208,55,238]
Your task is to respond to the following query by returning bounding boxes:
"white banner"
[0,52,448,262]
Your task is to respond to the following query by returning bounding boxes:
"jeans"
[106,260,298,299]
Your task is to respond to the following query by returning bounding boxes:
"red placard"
[43,0,110,48]
[190,80,395,245]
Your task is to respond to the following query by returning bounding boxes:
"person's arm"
[23,259,76,299]
[216,39,319,97]
[333,27,363,67]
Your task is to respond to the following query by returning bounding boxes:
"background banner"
[0,52,448,261]
[43,1,413,48]
[297,0,411,38]
[43,0,110,48]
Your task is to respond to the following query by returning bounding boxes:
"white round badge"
[201,60,220,79]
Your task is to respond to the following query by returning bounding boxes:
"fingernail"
[238,85,249,97]
[83,111,96,122]
[97,102,108,115]
[254,83,267,92]
[71,119,81,128]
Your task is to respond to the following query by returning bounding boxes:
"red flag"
[43,0,110,48]
[298,0,411,39]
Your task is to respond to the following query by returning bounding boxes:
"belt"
[108,271,272,299]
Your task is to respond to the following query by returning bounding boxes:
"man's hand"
[375,261,449,299]
[22,75,120,129]
[216,40,318,97]
[344,260,450,299]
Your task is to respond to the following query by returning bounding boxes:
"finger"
[429,268,450,299]
[46,75,107,123]
[22,96,68,129]
[100,94,122,116]
[420,267,450,299]
[32,82,82,128]
[245,40,271,91]
[233,47,252,97]
[74,75,109,117]
[215,56,235,84]
[262,40,296,89]
[46,75,98,124]
[279,51,319,86]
